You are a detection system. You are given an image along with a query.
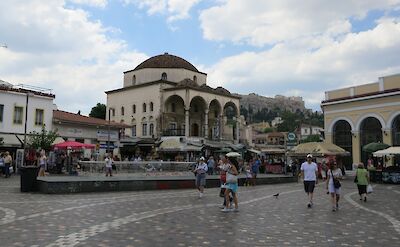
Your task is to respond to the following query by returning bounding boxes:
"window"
[13,106,23,124]
[149,123,154,136]
[132,75,136,85]
[142,123,147,136]
[150,102,154,112]
[35,109,44,125]
[0,104,3,122]
[171,103,176,113]
[133,104,136,114]
[161,72,167,80]
[121,106,125,116]
[132,125,136,137]
[111,108,115,117]
[193,75,197,83]
[143,103,147,113]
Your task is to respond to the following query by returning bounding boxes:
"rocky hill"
[237,93,307,113]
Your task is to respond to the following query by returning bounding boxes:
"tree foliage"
[28,125,58,151]
[263,127,274,133]
[89,103,106,119]
[301,134,322,143]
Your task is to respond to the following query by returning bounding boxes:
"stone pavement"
[0,175,399,247]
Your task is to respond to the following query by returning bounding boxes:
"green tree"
[28,125,58,151]
[277,110,299,132]
[263,127,274,133]
[89,103,106,119]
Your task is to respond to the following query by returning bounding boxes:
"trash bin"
[20,166,39,192]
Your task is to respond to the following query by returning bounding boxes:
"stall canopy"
[248,148,261,155]
[362,142,390,153]
[290,142,350,157]
[373,147,400,156]
[158,138,202,152]
[53,141,95,150]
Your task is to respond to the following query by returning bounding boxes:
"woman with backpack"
[326,162,343,212]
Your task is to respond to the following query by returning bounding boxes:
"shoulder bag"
[331,170,341,189]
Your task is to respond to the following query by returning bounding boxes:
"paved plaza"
[0,176,399,247]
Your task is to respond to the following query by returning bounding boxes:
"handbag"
[331,170,341,189]
[226,172,237,183]
[367,184,373,193]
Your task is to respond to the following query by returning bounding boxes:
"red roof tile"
[53,110,128,128]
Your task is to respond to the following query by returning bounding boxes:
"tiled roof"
[0,85,55,98]
[124,53,206,75]
[53,110,127,128]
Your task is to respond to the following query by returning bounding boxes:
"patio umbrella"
[362,142,390,153]
[290,142,350,157]
[53,141,95,150]
[226,152,241,157]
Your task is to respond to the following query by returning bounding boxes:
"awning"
[289,142,350,157]
[247,148,261,154]
[158,138,202,152]
[0,134,23,147]
[52,137,65,145]
[373,147,400,156]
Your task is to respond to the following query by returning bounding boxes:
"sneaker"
[233,208,239,212]
[332,207,336,212]
[336,203,339,210]
[307,203,311,208]
[364,197,367,202]
[221,207,230,213]
[199,192,203,198]
[219,205,225,209]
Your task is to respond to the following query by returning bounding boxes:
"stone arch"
[164,95,186,136]
[387,111,400,129]
[390,112,400,146]
[209,99,222,139]
[189,96,208,137]
[360,116,384,165]
[161,72,167,80]
[132,75,136,85]
[223,101,239,141]
[356,113,385,132]
[131,118,137,137]
[328,117,355,133]
[332,120,353,170]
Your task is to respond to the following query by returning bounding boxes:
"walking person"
[4,151,12,178]
[218,155,233,208]
[355,163,369,202]
[194,157,208,198]
[38,150,47,177]
[300,154,318,208]
[0,152,5,177]
[207,156,215,175]
[326,162,343,211]
[251,156,261,186]
[221,157,239,212]
[105,154,113,177]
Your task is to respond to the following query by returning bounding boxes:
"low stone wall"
[37,175,298,194]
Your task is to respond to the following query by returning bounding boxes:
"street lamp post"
[23,93,33,166]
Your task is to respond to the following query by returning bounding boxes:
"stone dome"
[133,53,199,73]
[214,86,231,95]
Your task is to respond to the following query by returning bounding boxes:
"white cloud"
[200,0,400,46]
[125,0,201,22]
[0,0,147,114]
[207,19,400,110]
[68,0,108,8]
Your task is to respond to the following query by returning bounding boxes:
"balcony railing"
[162,128,185,136]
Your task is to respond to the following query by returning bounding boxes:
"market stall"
[261,148,286,174]
[373,147,400,184]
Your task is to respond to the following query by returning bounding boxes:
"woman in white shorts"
[326,162,343,212]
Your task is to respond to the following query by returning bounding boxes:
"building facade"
[0,82,55,150]
[322,74,400,169]
[106,53,241,143]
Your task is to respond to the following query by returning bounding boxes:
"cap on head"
[200,157,205,161]
[306,154,313,158]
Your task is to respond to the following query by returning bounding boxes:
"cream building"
[322,74,400,169]
[106,53,241,143]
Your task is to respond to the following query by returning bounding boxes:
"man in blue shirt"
[251,156,261,186]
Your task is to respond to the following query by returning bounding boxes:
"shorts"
[196,173,206,187]
[303,181,316,193]
[357,185,367,195]
[328,183,341,194]
[225,183,238,193]
[252,173,258,179]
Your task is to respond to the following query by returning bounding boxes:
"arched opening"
[150,102,154,112]
[193,75,197,83]
[131,118,136,137]
[333,120,353,170]
[360,117,383,165]
[392,114,400,146]
[143,103,147,113]
[191,123,199,136]
[189,96,207,137]
[161,72,167,81]
[132,104,136,114]
[132,75,136,85]
[164,95,185,136]
[141,117,147,136]
[121,106,125,116]
[209,99,222,140]
[223,102,239,141]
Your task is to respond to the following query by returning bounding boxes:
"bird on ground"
[273,193,279,198]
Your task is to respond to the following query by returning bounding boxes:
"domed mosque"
[106,53,242,157]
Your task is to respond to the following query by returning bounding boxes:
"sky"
[1,0,400,115]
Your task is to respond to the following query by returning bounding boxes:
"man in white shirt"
[300,154,318,208]
[105,154,113,177]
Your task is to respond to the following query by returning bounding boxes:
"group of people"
[0,151,13,178]
[300,154,371,212]
[193,155,240,212]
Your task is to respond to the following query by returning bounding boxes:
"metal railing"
[77,161,196,176]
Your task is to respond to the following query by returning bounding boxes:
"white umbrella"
[226,152,241,157]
